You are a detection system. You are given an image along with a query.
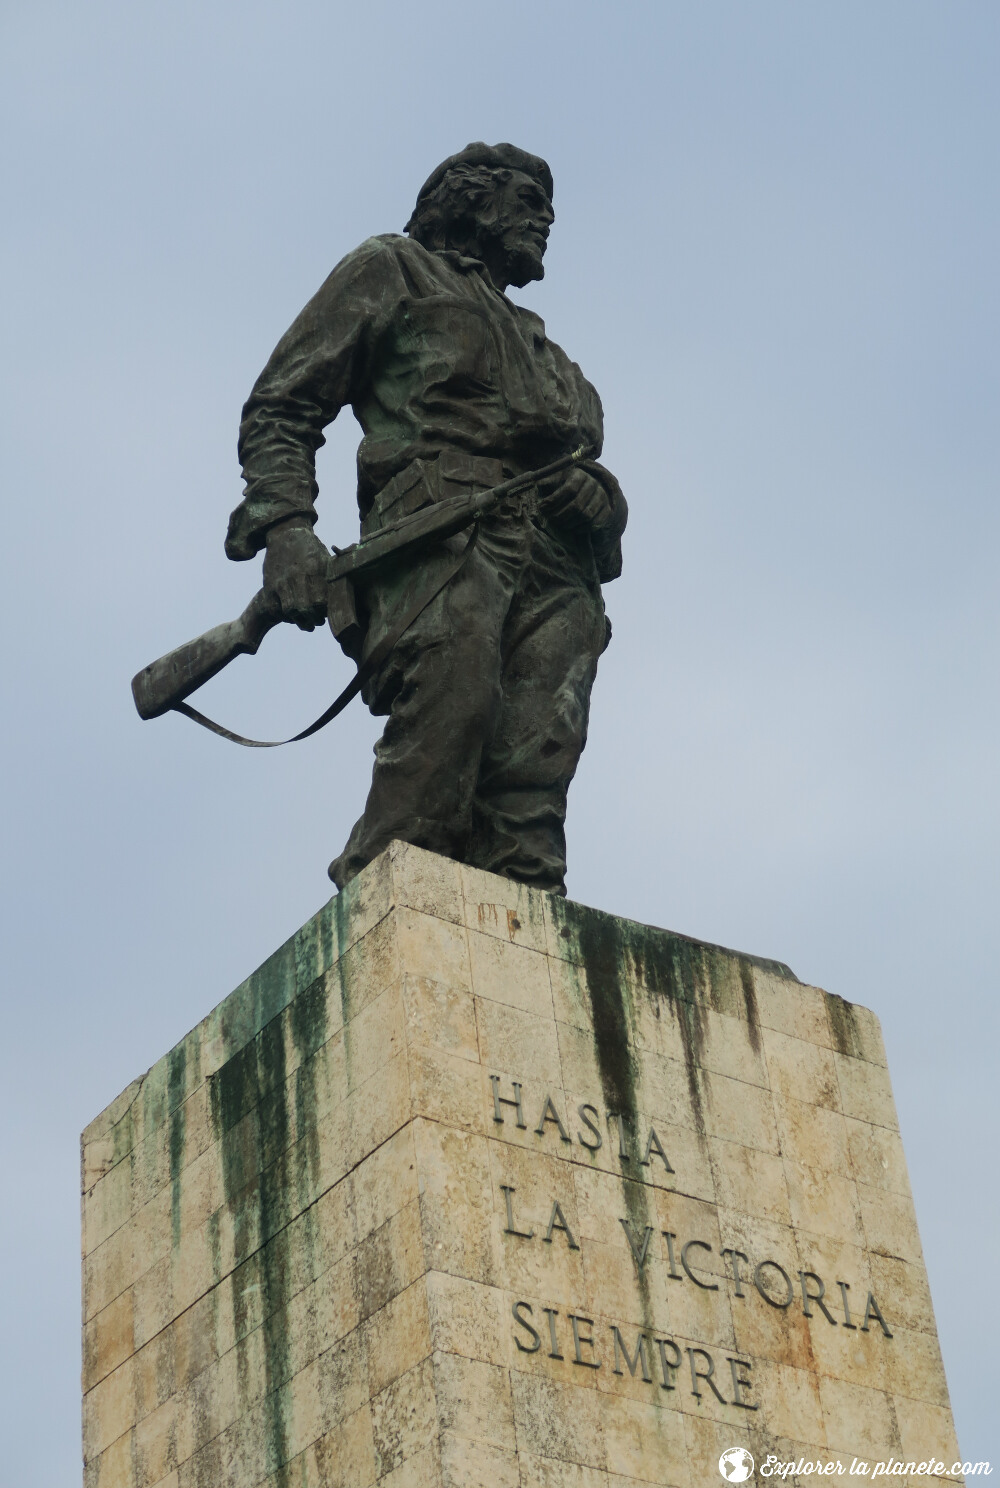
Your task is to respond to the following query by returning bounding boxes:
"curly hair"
[404,163,516,251]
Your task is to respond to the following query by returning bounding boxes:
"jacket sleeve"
[225,237,402,561]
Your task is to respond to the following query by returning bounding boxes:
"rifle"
[131,447,587,744]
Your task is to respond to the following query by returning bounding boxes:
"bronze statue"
[134,143,627,895]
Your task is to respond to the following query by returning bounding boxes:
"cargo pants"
[328,472,609,895]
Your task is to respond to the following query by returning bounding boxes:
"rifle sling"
[172,521,481,748]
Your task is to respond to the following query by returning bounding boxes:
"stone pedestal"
[82,842,961,1488]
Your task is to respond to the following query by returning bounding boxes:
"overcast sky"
[2,1,997,1479]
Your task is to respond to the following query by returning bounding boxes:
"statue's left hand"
[538,466,614,533]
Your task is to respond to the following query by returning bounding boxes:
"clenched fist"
[262,520,330,631]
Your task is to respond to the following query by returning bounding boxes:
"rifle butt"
[132,589,281,720]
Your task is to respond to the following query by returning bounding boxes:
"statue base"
[82,842,961,1487]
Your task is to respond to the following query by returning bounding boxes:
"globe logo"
[719,1447,755,1482]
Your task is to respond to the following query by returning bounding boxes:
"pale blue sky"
[2,1,997,1478]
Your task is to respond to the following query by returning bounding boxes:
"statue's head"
[405,142,554,290]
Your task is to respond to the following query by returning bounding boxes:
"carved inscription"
[622,1222,891,1336]
[499,1185,892,1338]
[489,1075,675,1172]
[490,1074,895,1393]
[500,1185,580,1248]
[511,1302,759,1408]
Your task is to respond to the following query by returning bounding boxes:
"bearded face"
[406,160,555,291]
[480,170,554,287]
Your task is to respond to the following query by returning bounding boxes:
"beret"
[412,142,553,207]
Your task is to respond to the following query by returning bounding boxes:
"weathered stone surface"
[82,841,962,1486]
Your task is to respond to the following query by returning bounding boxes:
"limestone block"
[82,840,962,1487]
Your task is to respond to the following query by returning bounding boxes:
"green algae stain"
[647,937,711,1136]
[739,958,763,1054]
[290,972,329,1067]
[572,908,639,1123]
[558,899,792,1368]
[291,977,327,1210]
[167,1042,187,1249]
[206,1208,221,1287]
[210,1004,295,1477]
[825,991,863,1059]
[252,939,298,1038]
[294,892,342,1003]
[331,885,355,967]
[213,1039,259,1134]
[568,904,658,1331]
[553,899,712,1135]
[257,1020,289,1177]
[594,915,712,1136]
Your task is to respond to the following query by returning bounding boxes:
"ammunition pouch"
[330,452,504,661]
[361,451,505,537]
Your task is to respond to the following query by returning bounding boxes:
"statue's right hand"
[262,521,330,631]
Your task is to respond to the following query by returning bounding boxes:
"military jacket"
[226,234,624,579]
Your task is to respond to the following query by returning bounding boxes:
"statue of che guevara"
[223,142,628,895]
